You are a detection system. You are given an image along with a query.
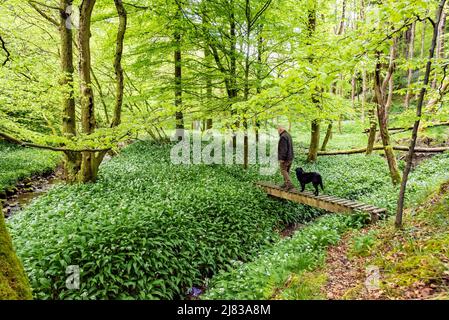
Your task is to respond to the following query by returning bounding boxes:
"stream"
[1,147,123,219]
[2,172,62,218]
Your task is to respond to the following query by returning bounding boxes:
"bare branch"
[0,35,11,66]
[27,1,59,26]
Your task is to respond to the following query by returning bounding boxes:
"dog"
[295,167,324,196]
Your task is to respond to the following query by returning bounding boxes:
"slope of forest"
[203,146,449,299]
[319,180,449,300]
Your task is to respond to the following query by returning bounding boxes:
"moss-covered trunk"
[60,0,82,182]
[77,0,102,183]
[0,214,32,300]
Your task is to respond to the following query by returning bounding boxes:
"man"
[277,126,294,190]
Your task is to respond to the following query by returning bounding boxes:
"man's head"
[277,126,286,135]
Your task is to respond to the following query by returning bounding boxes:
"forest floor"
[320,181,449,300]
[3,121,449,300]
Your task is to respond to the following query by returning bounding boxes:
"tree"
[0,0,129,183]
[110,0,127,128]
[396,0,447,228]
[373,43,402,185]
[59,0,81,181]
[404,21,416,108]
[0,213,32,299]
[306,1,321,163]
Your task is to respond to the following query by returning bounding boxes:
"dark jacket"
[278,130,294,161]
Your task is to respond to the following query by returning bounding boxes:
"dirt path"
[322,230,386,300]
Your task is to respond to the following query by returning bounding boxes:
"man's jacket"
[278,130,294,161]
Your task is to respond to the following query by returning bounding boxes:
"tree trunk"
[110,0,127,128]
[386,73,394,115]
[404,22,416,108]
[230,0,239,150]
[376,102,401,185]
[374,47,401,185]
[79,0,96,135]
[255,27,263,143]
[432,9,446,89]
[206,118,213,130]
[306,2,320,163]
[396,0,446,228]
[307,119,320,162]
[0,214,32,300]
[336,0,346,35]
[174,9,184,140]
[351,74,356,109]
[243,119,249,169]
[243,0,251,169]
[205,47,213,130]
[361,70,367,121]
[78,0,102,183]
[59,0,81,182]
[366,108,377,155]
[321,122,333,151]
[421,13,427,59]
[385,38,397,117]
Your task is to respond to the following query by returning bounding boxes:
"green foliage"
[275,272,327,300]
[348,231,378,258]
[358,189,449,298]
[203,146,449,299]
[291,150,449,213]
[0,141,61,192]
[8,141,317,300]
[203,214,357,300]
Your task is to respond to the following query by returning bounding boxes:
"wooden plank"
[340,200,356,206]
[358,205,376,211]
[330,198,348,204]
[349,203,366,209]
[255,181,387,220]
[301,191,315,196]
[318,195,334,201]
[363,205,379,212]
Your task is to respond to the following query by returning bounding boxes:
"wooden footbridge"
[256,182,386,222]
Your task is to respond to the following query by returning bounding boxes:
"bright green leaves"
[7,141,312,299]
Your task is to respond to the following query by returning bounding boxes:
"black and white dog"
[295,167,324,196]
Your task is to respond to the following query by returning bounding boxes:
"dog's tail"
[319,177,324,191]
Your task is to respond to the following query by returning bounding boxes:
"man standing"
[278,126,294,190]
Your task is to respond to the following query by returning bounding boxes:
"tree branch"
[0,132,111,153]
[27,1,59,26]
[0,35,11,66]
